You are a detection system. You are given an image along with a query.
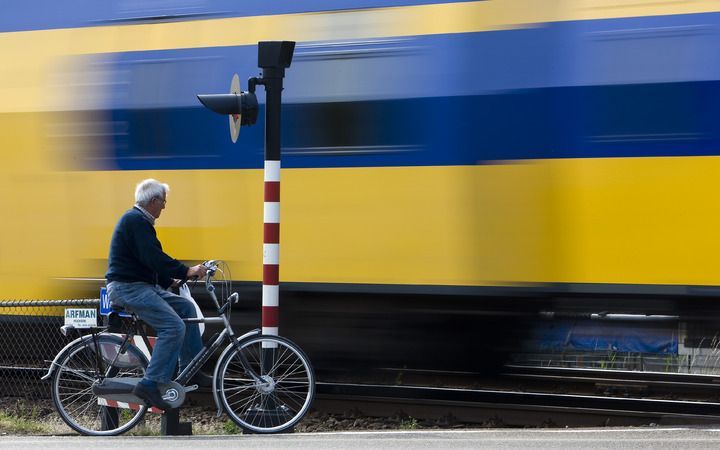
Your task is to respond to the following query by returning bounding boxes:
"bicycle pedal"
[158,381,187,409]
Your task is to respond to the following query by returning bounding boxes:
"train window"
[580,23,714,86]
[582,81,714,157]
[120,55,225,109]
[290,38,426,104]
[96,51,255,170]
[284,39,426,158]
[575,18,716,157]
[283,100,425,158]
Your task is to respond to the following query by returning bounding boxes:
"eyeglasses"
[154,196,167,204]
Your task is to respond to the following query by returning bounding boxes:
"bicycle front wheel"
[51,334,149,435]
[218,335,315,433]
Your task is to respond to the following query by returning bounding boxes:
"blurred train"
[3,1,720,368]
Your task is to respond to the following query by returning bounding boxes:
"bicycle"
[42,260,315,435]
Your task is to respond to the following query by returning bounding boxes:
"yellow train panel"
[550,156,720,286]
[55,157,720,289]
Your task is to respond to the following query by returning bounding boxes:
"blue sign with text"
[100,287,110,315]
[100,287,130,317]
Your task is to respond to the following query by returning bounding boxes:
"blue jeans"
[106,281,203,384]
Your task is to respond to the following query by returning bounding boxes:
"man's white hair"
[135,179,169,206]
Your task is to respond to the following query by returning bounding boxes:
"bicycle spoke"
[275,385,309,404]
[59,367,97,383]
[58,387,94,408]
[230,390,263,416]
[274,362,308,383]
[219,336,314,433]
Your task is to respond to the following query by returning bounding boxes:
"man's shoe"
[188,370,213,388]
[132,382,172,410]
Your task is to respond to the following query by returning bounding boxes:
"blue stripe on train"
[95,12,720,109]
[98,81,719,171]
[100,29,560,108]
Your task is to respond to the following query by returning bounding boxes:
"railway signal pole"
[198,40,295,339]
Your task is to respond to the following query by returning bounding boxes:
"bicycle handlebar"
[177,260,219,287]
[203,260,218,279]
[178,260,238,310]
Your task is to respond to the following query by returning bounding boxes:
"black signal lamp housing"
[197,91,258,126]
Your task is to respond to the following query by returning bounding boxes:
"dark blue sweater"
[105,207,189,289]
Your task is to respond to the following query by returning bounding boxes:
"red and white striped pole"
[258,42,294,339]
[262,160,280,337]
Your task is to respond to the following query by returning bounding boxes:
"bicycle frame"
[121,266,267,415]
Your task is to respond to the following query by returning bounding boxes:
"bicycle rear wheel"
[217,335,315,433]
[51,334,149,435]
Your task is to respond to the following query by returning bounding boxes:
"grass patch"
[223,419,242,434]
[399,417,419,430]
[0,411,50,435]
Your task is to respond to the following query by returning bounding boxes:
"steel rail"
[316,382,720,417]
[503,365,720,390]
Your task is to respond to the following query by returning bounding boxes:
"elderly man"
[105,179,209,410]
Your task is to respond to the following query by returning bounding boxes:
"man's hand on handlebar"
[187,264,208,279]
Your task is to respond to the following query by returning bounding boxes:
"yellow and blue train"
[1,0,720,317]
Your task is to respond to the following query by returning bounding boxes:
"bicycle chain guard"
[93,378,196,410]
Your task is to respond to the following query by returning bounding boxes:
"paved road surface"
[3,428,720,449]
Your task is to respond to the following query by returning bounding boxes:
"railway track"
[310,365,720,427]
[314,381,720,427]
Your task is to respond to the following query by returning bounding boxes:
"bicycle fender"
[41,335,89,381]
[212,328,262,416]
[41,334,144,381]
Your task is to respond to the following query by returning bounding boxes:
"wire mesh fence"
[0,299,100,399]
